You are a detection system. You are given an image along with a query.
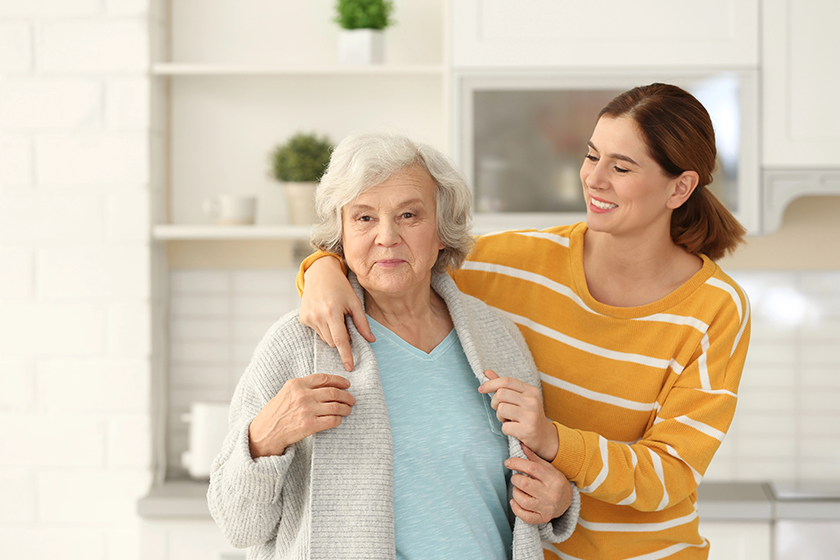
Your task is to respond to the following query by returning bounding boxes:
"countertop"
[137,480,840,522]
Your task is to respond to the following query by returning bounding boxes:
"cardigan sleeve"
[207,316,310,548]
[550,293,751,512]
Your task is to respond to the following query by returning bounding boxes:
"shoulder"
[699,261,751,324]
[246,310,316,378]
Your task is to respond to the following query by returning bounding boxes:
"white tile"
[0,136,33,186]
[232,268,297,294]
[800,319,840,341]
[734,413,798,436]
[170,318,230,340]
[0,414,105,467]
[0,358,35,413]
[233,295,287,317]
[170,270,231,294]
[105,78,150,129]
[233,317,277,343]
[801,366,840,388]
[0,79,101,130]
[170,340,231,364]
[37,469,152,524]
[38,246,149,299]
[800,343,840,366]
[701,457,734,481]
[170,294,230,317]
[0,22,31,73]
[743,340,797,365]
[107,301,152,357]
[800,414,840,435]
[105,526,143,560]
[798,437,840,460]
[800,390,840,412]
[732,459,797,482]
[799,461,840,481]
[41,20,149,73]
[737,389,797,413]
[169,364,231,387]
[107,188,150,242]
[37,134,149,185]
[0,301,104,356]
[739,363,796,389]
[736,436,798,459]
[0,247,33,299]
[0,468,36,522]
[0,527,106,560]
[798,271,840,294]
[37,358,149,412]
[106,414,151,468]
[0,0,100,17]
[0,191,104,244]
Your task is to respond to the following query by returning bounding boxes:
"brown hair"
[598,83,746,261]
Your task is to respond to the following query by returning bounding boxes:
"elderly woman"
[207,131,580,560]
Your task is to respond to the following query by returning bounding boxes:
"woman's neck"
[583,227,703,307]
[364,286,454,353]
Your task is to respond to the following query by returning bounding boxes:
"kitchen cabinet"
[450,0,759,69]
[759,0,840,233]
[700,521,772,560]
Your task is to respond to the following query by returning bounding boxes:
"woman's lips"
[375,259,405,268]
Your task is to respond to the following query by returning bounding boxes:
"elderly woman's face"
[341,165,443,299]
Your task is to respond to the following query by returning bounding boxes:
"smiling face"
[580,116,686,239]
[341,165,444,301]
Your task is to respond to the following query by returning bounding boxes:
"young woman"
[297,84,751,559]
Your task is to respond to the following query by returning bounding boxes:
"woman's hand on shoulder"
[299,257,374,371]
[479,369,559,462]
[248,373,356,458]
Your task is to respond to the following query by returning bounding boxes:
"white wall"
[0,1,155,558]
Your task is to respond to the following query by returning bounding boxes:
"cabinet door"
[699,521,771,560]
[450,0,758,68]
[762,0,840,167]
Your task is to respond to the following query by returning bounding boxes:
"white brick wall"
[0,0,154,558]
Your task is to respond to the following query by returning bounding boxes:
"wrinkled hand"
[506,444,573,525]
[479,369,558,462]
[299,256,374,371]
[248,374,356,458]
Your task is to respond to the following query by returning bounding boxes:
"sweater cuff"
[227,422,294,504]
[551,421,587,483]
[295,250,346,297]
[538,483,581,543]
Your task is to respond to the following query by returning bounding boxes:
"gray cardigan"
[207,273,580,559]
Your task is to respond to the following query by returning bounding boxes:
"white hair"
[310,130,474,273]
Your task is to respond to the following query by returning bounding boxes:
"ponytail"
[671,188,746,261]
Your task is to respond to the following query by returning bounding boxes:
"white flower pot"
[283,182,318,225]
[339,29,384,65]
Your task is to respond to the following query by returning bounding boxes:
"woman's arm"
[297,252,373,371]
[552,302,750,512]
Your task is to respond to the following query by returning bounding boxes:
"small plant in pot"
[269,132,333,225]
[334,0,394,65]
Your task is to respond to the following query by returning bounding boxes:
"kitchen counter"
[139,480,788,521]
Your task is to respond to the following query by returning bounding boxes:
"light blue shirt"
[368,316,513,560]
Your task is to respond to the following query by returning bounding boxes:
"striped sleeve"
[551,279,751,512]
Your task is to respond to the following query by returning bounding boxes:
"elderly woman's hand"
[479,370,559,462]
[248,374,356,458]
[506,444,574,525]
[300,257,374,372]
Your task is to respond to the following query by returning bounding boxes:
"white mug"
[202,194,257,225]
[181,402,230,479]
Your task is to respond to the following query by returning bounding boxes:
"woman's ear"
[667,171,700,209]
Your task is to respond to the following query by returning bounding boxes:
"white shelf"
[152,63,446,76]
[152,224,312,240]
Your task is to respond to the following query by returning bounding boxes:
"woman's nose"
[375,220,401,246]
[583,162,607,191]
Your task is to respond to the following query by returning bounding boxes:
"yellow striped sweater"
[448,223,750,560]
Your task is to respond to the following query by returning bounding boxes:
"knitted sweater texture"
[449,223,751,560]
[208,273,580,559]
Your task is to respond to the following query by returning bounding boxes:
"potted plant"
[334,0,394,65]
[270,132,333,225]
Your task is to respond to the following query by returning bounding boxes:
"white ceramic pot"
[338,28,384,65]
[283,181,318,225]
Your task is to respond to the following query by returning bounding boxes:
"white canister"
[181,402,230,479]
[202,194,257,225]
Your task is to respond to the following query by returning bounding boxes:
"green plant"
[334,0,394,30]
[270,132,333,183]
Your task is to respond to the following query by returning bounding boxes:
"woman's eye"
[585,154,598,162]
[614,166,629,174]
[400,212,415,219]
[358,215,372,222]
